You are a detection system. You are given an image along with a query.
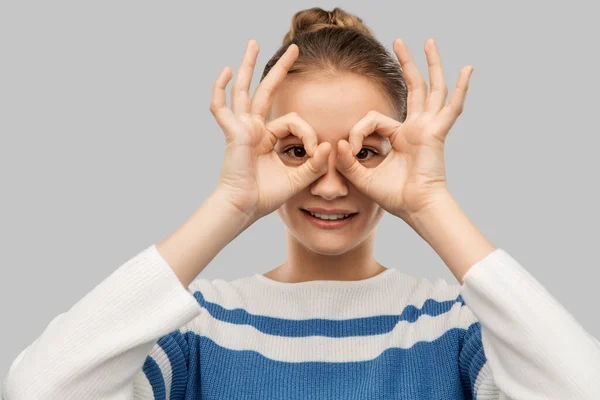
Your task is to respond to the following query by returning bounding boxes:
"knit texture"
[141,263,486,399]
[3,245,600,399]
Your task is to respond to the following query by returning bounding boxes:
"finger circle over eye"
[264,112,318,156]
[348,110,400,154]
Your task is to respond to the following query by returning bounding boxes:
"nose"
[309,145,349,200]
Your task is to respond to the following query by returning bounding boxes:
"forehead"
[268,73,396,143]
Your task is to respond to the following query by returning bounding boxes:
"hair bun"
[282,7,373,45]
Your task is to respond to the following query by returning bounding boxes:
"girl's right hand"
[210,40,332,222]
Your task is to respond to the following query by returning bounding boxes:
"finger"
[210,66,232,111]
[436,66,474,134]
[393,39,428,115]
[423,38,448,115]
[335,139,373,193]
[209,66,237,139]
[231,40,259,115]
[348,110,400,156]
[264,112,318,155]
[251,44,299,119]
[286,141,332,191]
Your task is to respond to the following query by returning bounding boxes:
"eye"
[355,148,378,161]
[282,146,308,160]
[282,146,379,162]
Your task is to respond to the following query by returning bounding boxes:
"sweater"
[2,244,600,399]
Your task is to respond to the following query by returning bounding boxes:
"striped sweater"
[3,244,600,399]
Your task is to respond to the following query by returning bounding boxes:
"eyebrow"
[278,132,388,143]
[365,133,388,144]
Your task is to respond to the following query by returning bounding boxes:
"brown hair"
[261,7,408,121]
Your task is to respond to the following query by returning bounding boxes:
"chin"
[289,225,366,256]
[302,238,357,256]
[277,206,377,256]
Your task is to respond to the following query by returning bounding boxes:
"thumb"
[336,139,371,191]
[286,141,332,191]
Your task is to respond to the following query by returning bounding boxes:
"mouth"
[300,209,358,229]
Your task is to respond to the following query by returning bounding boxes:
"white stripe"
[181,301,476,363]
[191,272,464,320]
[133,368,155,400]
[473,361,500,398]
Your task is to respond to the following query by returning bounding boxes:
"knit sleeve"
[132,328,196,399]
[458,248,600,399]
[457,317,508,399]
[2,244,203,400]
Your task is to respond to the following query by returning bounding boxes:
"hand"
[335,38,474,221]
[211,40,332,222]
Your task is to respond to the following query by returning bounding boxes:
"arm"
[410,194,600,399]
[157,190,254,289]
[405,192,496,286]
[2,190,251,400]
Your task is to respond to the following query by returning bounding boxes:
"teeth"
[308,211,349,220]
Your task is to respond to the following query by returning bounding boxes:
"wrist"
[210,189,257,226]
[403,191,456,232]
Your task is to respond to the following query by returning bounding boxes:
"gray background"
[1,0,599,380]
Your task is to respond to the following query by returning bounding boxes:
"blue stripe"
[157,332,189,400]
[459,322,486,398]
[193,290,465,338]
[142,355,166,400]
[190,327,473,399]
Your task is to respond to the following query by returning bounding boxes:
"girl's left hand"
[335,38,474,221]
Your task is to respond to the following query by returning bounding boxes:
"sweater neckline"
[252,267,398,289]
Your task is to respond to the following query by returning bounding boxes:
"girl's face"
[268,73,397,256]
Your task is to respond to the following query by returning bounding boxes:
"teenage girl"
[4,6,599,400]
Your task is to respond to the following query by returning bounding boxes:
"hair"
[261,7,408,122]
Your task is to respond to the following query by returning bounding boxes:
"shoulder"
[395,272,480,332]
[187,273,254,304]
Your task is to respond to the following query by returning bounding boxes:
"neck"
[265,230,386,283]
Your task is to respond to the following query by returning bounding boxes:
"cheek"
[362,203,385,224]
[277,199,300,223]
[276,205,289,222]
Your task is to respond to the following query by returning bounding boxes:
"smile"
[301,209,358,229]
